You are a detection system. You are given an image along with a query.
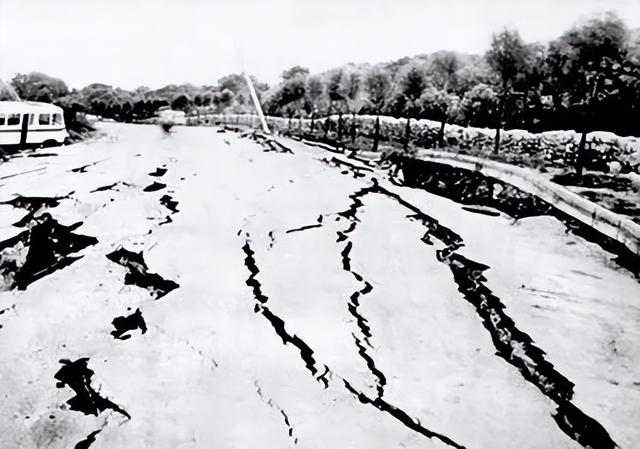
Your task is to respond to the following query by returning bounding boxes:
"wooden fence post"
[403,118,411,152]
[351,112,356,144]
[373,115,380,152]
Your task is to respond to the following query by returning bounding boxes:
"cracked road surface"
[1,123,639,449]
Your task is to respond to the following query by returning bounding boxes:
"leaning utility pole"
[243,73,270,134]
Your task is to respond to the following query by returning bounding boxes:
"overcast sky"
[0,0,638,89]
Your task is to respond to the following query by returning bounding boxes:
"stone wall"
[192,113,640,173]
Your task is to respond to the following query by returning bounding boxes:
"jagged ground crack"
[239,173,620,449]
[254,380,299,445]
[335,188,387,398]
[340,179,619,449]
[240,233,466,449]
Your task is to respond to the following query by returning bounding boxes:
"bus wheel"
[42,139,58,148]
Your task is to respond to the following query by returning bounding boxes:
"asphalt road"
[0,123,638,449]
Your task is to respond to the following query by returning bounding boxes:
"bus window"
[7,114,20,126]
[38,114,50,125]
[29,114,35,125]
[0,114,5,126]
[52,113,62,125]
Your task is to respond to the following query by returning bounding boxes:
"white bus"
[0,101,69,149]
[157,107,186,126]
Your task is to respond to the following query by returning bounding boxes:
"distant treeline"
[1,12,639,144]
[0,73,267,124]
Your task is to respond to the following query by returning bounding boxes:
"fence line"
[187,112,640,171]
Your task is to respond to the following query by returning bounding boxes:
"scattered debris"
[241,129,294,153]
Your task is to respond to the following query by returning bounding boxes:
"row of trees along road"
[262,12,640,171]
[0,11,638,169]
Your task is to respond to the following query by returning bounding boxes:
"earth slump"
[399,157,640,275]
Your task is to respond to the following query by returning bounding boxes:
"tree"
[544,12,632,174]
[430,51,460,92]
[326,68,347,114]
[171,94,192,112]
[281,66,310,81]
[342,70,365,114]
[307,75,326,115]
[461,83,499,128]
[364,66,391,113]
[134,86,151,99]
[281,77,307,117]
[486,29,531,152]
[418,86,461,147]
[386,64,428,117]
[11,72,69,102]
[216,73,268,113]
[212,88,235,112]
[455,55,493,94]
[340,70,366,142]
